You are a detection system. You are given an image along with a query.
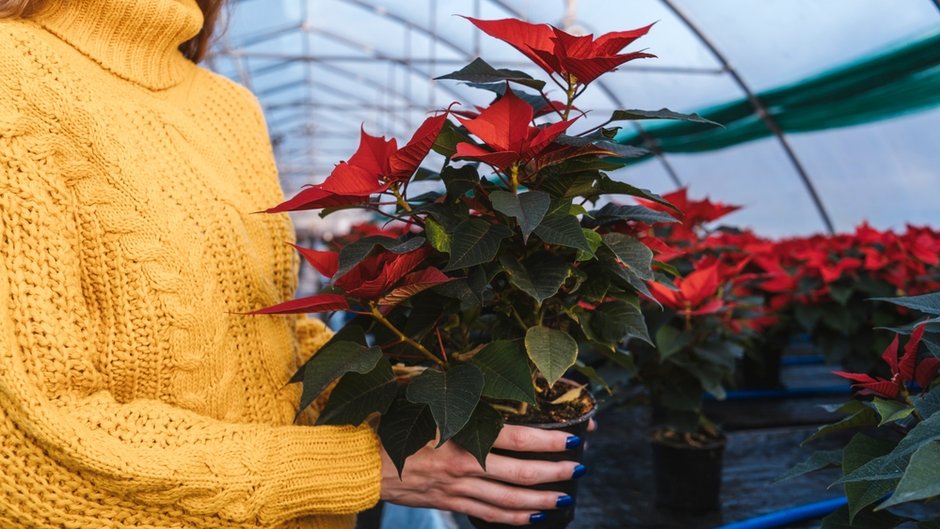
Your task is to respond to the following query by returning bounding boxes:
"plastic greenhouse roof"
[208,0,940,237]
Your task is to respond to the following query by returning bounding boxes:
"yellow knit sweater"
[0,1,381,528]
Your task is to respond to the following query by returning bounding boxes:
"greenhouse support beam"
[660,0,836,234]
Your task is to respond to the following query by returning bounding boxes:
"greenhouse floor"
[454,362,848,529]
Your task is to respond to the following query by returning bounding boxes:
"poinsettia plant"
[630,257,759,436]
[254,17,720,472]
[783,291,940,529]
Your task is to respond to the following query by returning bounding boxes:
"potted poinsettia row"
[630,188,940,381]
[784,290,940,528]
[253,15,717,529]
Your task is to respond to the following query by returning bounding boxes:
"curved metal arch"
[336,0,478,60]
[660,0,835,234]
[303,25,471,104]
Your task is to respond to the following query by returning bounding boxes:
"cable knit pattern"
[0,1,380,527]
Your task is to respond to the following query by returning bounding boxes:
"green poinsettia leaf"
[490,190,551,242]
[298,338,383,416]
[871,398,915,426]
[602,232,654,281]
[872,292,940,316]
[877,441,940,510]
[500,253,569,305]
[406,363,484,445]
[594,175,678,212]
[803,401,879,444]
[471,340,536,404]
[426,217,452,254]
[555,133,649,159]
[839,412,940,485]
[609,108,721,127]
[533,214,594,255]
[432,120,471,158]
[316,359,398,426]
[452,403,505,470]
[775,449,843,483]
[588,203,677,226]
[525,326,578,386]
[842,433,898,521]
[591,300,650,345]
[442,164,479,201]
[379,393,437,477]
[444,219,513,271]
[655,325,693,361]
[435,57,546,90]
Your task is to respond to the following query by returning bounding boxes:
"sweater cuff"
[257,424,381,525]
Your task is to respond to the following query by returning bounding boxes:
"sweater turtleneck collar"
[36,0,204,90]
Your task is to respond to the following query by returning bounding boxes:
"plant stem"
[509,303,529,331]
[390,183,412,213]
[562,75,578,121]
[370,303,444,366]
[510,164,520,193]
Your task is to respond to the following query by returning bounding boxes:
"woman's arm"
[0,143,380,527]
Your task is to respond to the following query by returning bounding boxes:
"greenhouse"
[0,1,938,529]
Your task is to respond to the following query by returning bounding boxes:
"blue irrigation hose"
[718,385,851,400]
[710,497,847,529]
[781,355,826,366]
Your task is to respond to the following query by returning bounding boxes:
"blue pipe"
[706,385,850,401]
[710,497,847,529]
[781,354,826,366]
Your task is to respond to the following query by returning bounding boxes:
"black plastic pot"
[469,387,597,529]
[650,431,726,514]
[736,347,783,389]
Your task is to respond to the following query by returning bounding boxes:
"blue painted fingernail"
[529,512,546,523]
[565,435,582,449]
[572,464,587,479]
[556,495,573,508]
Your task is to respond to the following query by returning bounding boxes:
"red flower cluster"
[465,17,655,86]
[454,89,576,171]
[834,325,940,397]
[266,114,448,212]
[251,245,452,314]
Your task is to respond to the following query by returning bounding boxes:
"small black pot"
[736,347,783,389]
[469,391,597,529]
[650,431,726,514]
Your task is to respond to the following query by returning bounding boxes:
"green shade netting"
[616,30,940,156]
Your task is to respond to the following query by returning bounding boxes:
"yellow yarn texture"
[0,0,380,527]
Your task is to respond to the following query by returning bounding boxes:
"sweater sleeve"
[0,133,380,528]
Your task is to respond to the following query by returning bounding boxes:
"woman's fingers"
[440,496,542,526]
[449,476,567,511]
[492,424,582,453]
[474,452,580,486]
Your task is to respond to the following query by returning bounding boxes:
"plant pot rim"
[649,428,727,450]
[505,378,598,430]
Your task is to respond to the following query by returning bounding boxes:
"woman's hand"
[379,424,585,526]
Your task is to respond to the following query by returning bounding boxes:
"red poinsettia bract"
[251,246,453,314]
[834,325,939,398]
[465,17,655,85]
[649,262,725,317]
[267,113,448,212]
[453,88,576,171]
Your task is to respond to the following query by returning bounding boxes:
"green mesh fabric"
[615,30,940,156]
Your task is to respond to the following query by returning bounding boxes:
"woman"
[0,1,584,527]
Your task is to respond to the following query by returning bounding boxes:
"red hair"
[0,0,226,62]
